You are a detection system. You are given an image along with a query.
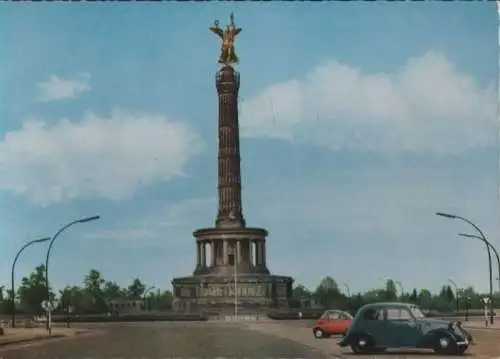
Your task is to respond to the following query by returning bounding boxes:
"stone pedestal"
[172,227,293,313]
[172,274,293,313]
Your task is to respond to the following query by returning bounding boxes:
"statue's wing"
[209,27,224,38]
[234,28,242,36]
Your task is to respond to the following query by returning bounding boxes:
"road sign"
[41,300,57,312]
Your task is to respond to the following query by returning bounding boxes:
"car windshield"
[321,310,352,319]
[321,310,338,319]
[409,306,425,318]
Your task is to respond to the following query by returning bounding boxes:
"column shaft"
[236,240,242,264]
[196,242,201,267]
[223,240,228,265]
[262,241,266,266]
[202,242,206,266]
[211,241,216,266]
[249,239,254,266]
[255,241,261,266]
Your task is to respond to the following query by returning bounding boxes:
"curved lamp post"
[143,285,156,312]
[343,282,352,312]
[395,280,404,298]
[436,212,493,324]
[447,278,460,312]
[45,215,100,332]
[458,233,500,293]
[11,237,51,327]
[343,282,351,297]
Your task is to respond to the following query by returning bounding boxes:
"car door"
[361,308,391,347]
[324,311,341,334]
[385,308,421,347]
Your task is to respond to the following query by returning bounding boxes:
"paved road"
[1,321,498,359]
[0,322,330,359]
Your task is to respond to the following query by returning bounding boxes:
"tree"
[445,286,455,302]
[58,286,86,313]
[127,278,146,299]
[292,284,311,299]
[82,269,107,313]
[17,264,54,315]
[103,281,125,300]
[84,269,105,295]
[409,288,418,304]
[318,277,339,291]
[148,290,173,311]
[313,277,343,307]
[290,284,311,308]
[384,279,397,301]
[0,285,8,315]
[418,289,432,309]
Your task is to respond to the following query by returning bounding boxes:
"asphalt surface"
[0,322,331,359]
[1,321,498,359]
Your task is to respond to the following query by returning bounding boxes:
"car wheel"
[313,328,325,339]
[433,335,456,355]
[350,335,374,354]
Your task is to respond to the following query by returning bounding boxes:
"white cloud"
[240,52,497,154]
[0,110,203,205]
[37,73,91,102]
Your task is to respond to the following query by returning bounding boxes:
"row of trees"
[0,265,173,315]
[295,277,500,313]
[1,268,498,315]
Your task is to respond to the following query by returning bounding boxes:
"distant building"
[107,299,144,314]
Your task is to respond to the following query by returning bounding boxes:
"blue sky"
[0,2,498,296]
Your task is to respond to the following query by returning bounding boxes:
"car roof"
[359,302,415,310]
[323,309,345,313]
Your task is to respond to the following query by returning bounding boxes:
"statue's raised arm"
[230,13,242,36]
[209,20,223,38]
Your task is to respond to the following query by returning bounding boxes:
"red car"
[313,309,353,338]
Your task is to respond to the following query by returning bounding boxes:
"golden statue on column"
[210,13,242,66]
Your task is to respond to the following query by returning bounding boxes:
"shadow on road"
[341,350,473,357]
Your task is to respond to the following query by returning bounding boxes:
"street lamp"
[436,212,494,324]
[234,250,238,321]
[143,286,156,312]
[343,282,351,297]
[11,237,51,328]
[45,215,100,333]
[395,280,404,298]
[343,282,351,312]
[447,278,460,312]
[458,233,500,293]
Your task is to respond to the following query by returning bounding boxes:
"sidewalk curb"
[0,334,65,348]
[0,329,97,350]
